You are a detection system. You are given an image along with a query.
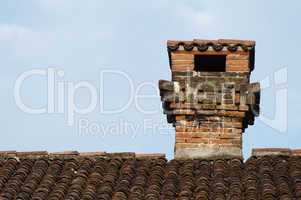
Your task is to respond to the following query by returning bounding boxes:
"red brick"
[171,53,194,60]
[171,65,194,71]
[186,138,209,144]
[227,54,249,60]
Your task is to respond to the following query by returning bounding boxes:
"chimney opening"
[194,55,226,72]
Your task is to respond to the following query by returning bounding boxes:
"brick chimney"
[159,39,260,159]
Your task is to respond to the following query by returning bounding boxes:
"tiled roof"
[167,39,255,52]
[0,151,301,199]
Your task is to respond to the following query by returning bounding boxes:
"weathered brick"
[172,60,194,65]
[175,143,204,148]
[219,133,241,139]
[227,65,249,72]
[171,53,194,60]
[217,111,245,117]
[175,115,185,121]
[223,121,243,128]
[171,65,194,71]
[227,54,249,60]
[186,138,210,143]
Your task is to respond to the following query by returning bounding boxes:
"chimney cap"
[167,39,255,52]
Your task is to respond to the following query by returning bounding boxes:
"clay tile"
[217,39,255,46]
[167,39,255,53]
[3,151,301,199]
[193,39,217,44]
[252,148,292,157]
[167,40,180,46]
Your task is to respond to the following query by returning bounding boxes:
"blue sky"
[0,0,300,160]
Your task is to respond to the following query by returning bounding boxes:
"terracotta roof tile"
[0,152,301,199]
[167,39,255,52]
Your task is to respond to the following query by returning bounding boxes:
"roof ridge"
[0,150,166,159]
[252,148,301,157]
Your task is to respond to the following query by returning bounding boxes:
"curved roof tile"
[167,39,255,52]
[0,153,301,199]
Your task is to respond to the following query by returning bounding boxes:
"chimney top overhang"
[167,39,255,52]
[167,39,256,71]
